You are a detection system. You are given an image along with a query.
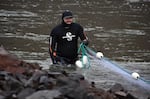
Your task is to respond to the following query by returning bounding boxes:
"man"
[49,10,88,65]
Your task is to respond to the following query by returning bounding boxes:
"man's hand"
[82,39,89,46]
[53,52,57,57]
[49,51,58,64]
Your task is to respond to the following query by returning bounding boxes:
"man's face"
[63,17,73,24]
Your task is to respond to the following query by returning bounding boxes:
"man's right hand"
[53,52,57,57]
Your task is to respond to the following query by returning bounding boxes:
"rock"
[56,73,89,99]
[109,83,125,93]
[88,87,116,99]
[0,54,25,73]
[109,83,138,99]
[0,46,9,55]
[39,75,49,84]
[17,88,36,99]
[0,72,23,92]
[14,73,28,85]
[126,93,138,99]
[26,90,61,99]
[0,95,5,99]
[60,84,88,99]
[47,71,63,78]
[0,47,141,99]
[69,73,85,81]
[24,70,45,87]
[38,75,54,90]
[115,91,127,96]
[56,76,70,86]
[0,46,40,74]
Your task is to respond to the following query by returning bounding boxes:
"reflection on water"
[0,0,150,98]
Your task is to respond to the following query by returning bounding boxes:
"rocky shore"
[0,46,147,99]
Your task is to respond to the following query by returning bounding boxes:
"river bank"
[0,46,143,99]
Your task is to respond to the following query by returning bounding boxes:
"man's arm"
[82,36,89,45]
[78,25,89,45]
[49,35,57,64]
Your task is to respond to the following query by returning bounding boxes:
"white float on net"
[131,72,140,80]
[96,52,104,59]
[75,60,83,68]
[82,55,88,65]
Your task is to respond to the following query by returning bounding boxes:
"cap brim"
[63,16,73,19]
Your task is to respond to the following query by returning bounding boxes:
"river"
[0,0,150,98]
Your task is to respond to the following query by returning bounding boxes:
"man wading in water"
[49,10,88,65]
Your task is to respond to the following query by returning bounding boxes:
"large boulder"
[0,46,40,74]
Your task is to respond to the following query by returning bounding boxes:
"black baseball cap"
[62,10,73,19]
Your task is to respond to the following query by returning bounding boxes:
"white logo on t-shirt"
[62,32,75,41]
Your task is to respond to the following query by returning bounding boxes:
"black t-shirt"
[50,23,86,59]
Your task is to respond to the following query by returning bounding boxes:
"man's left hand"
[82,39,89,46]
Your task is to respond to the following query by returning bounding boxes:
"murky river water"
[0,0,150,98]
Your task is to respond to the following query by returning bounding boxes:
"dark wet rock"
[109,83,125,93]
[39,75,49,84]
[0,90,5,99]
[56,76,70,86]
[115,91,127,97]
[58,74,86,98]
[0,73,23,92]
[60,84,88,99]
[91,81,95,88]
[109,83,137,99]
[47,71,63,78]
[0,94,5,99]
[26,90,61,99]
[14,73,28,85]
[17,88,36,99]
[126,93,138,99]
[0,46,9,55]
[87,87,116,99]
[69,73,85,81]
[0,46,40,74]
[0,47,140,99]
[24,70,45,87]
